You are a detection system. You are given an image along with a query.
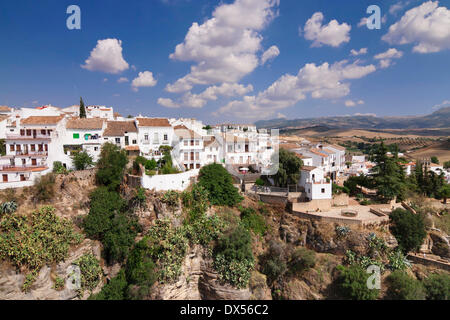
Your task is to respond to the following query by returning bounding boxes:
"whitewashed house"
[136,118,174,159]
[103,121,139,155]
[298,166,332,200]
[173,125,204,170]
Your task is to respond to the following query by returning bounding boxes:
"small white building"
[136,118,174,159]
[299,166,332,200]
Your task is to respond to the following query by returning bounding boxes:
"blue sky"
[1,0,449,124]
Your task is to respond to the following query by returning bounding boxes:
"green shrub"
[162,190,179,208]
[83,187,139,263]
[288,247,316,276]
[198,163,242,207]
[71,151,94,170]
[213,226,254,288]
[0,201,18,215]
[424,273,450,300]
[386,271,426,300]
[74,253,102,293]
[90,270,128,300]
[390,208,427,253]
[144,220,189,283]
[255,178,265,187]
[335,265,380,300]
[145,159,157,171]
[125,241,157,299]
[53,277,65,291]
[0,206,82,291]
[96,143,128,191]
[239,207,267,237]
[260,241,287,284]
[52,161,67,174]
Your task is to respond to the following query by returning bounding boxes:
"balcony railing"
[6,134,51,140]
[1,163,47,171]
[15,151,48,156]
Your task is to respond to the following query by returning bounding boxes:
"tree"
[390,208,427,254]
[96,143,128,191]
[270,149,303,187]
[335,265,379,300]
[0,139,5,156]
[370,142,407,201]
[424,273,450,300]
[79,97,86,118]
[71,151,94,170]
[444,161,450,169]
[288,247,316,276]
[438,184,450,203]
[198,163,242,206]
[431,156,439,164]
[386,271,426,300]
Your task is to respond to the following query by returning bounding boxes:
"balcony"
[0,164,48,172]
[15,151,48,157]
[6,134,51,140]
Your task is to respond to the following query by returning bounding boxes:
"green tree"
[390,208,427,254]
[96,142,128,191]
[79,97,86,118]
[444,161,450,169]
[270,149,303,187]
[424,273,450,300]
[90,270,127,300]
[198,163,242,206]
[71,151,94,170]
[370,142,407,201]
[335,265,379,300]
[431,156,439,164]
[288,247,316,276]
[438,184,450,203]
[0,139,5,156]
[386,271,426,300]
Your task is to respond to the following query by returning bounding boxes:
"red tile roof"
[21,116,64,125]
[137,118,171,127]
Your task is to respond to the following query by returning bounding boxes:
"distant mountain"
[255,107,450,130]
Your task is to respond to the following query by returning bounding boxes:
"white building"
[173,125,204,170]
[103,121,139,155]
[298,166,332,200]
[136,118,174,159]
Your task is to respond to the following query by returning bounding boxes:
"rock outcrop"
[0,239,102,300]
[150,245,271,300]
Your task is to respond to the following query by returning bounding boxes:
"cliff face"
[0,239,102,300]
[150,245,271,300]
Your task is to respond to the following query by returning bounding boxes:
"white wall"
[141,169,199,192]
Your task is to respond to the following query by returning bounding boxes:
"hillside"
[255,107,450,130]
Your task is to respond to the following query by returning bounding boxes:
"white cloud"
[217,59,376,119]
[131,71,157,92]
[355,113,377,117]
[389,1,412,15]
[383,1,450,53]
[345,99,365,107]
[81,39,129,74]
[157,98,180,108]
[357,17,368,28]
[159,83,253,108]
[432,99,450,109]
[374,48,404,69]
[374,48,404,60]
[261,45,280,65]
[117,77,129,83]
[350,48,368,56]
[103,78,108,82]
[166,0,279,93]
[303,12,351,47]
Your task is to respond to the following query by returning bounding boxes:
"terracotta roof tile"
[21,116,64,125]
[66,118,105,130]
[103,121,137,137]
[136,118,171,127]
[0,106,11,112]
[301,166,318,172]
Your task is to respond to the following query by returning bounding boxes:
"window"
[20,129,25,136]
[164,134,168,141]
[195,140,199,146]
[30,144,35,152]
[10,145,14,152]
[115,138,121,144]
[321,188,325,193]
[41,130,46,135]
[184,152,188,161]
[228,145,233,152]
[144,134,149,141]
[94,147,98,151]
[195,152,199,160]
[196,164,200,169]
[184,140,188,146]
[73,133,80,139]
[16,145,21,151]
